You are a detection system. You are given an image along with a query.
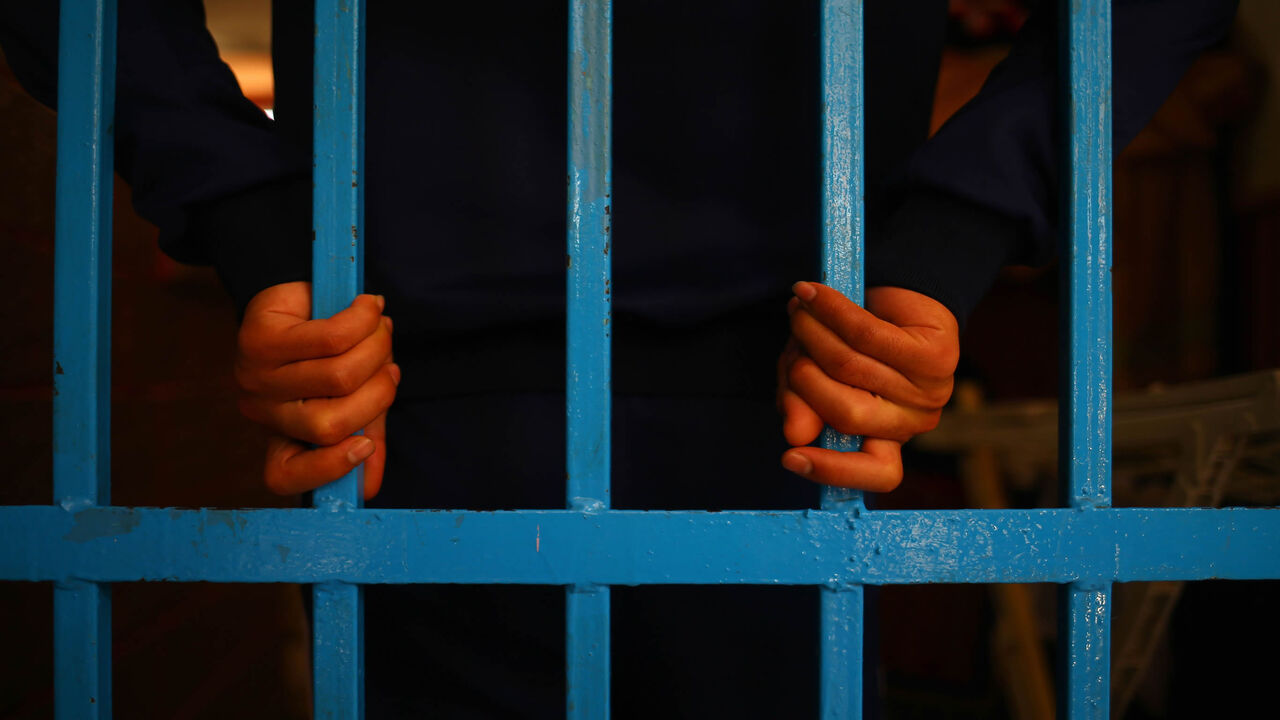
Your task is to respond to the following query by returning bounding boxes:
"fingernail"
[375,294,386,311]
[782,450,813,476]
[387,363,401,386]
[787,297,800,316]
[347,437,375,464]
[792,281,816,302]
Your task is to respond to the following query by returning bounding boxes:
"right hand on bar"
[234,281,399,499]
[776,282,959,492]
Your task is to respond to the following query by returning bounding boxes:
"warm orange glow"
[221,51,273,111]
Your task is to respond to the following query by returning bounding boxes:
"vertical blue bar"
[820,1,865,717]
[567,585,610,719]
[566,1,613,717]
[52,1,116,718]
[313,1,366,717]
[1058,0,1113,718]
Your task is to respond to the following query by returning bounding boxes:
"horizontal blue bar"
[4,507,1278,585]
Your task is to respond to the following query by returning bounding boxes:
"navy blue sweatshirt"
[0,0,1238,398]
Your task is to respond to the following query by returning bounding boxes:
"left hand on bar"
[777,283,959,492]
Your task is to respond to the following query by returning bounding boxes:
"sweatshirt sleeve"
[0,0,311,314]
[867,0,1240,325]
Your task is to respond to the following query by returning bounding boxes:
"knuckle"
[316,329,348,357]
[832,350,864,384]
[326,365,360,396]
[308,412,348,447]
[263,466,290,496]
[921,378,955,409]
[375,327,394,359]
[788,355,818,386]
[830,399,862,435]
[848,323,878,350]
[262,452,293,495]
[881,468,904,492]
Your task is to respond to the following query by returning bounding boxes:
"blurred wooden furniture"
[916,371,1280,719]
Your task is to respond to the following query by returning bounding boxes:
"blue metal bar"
[1060,583,1111,719]
[820,1,866,715]
[1059,0,1113,716]
[1059,0,1112,512]
[820,586,864,719]
[566,1,613,715]
[54,581,112,720]
[314,582,364,720]
[312,0,366,717]
[12,506,1276,586]
[567,585,610,718]
[52,1,116,717]
[566,0,613,513]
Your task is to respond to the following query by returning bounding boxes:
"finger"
[787,356,940,441]
[780,389,824,446]
[241,292,387,366]
[361,411,387,500]
[262,433,378,496]
[246,316,394,399]
[781,438,903,492]
[790,306,929,407]
[792,282,955,381]
[242,364,400,446]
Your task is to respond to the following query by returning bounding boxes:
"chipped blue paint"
[312,0,366,510]
[1059,583,1111,720]
[1059,0,1113,716]
[63,508,139,543]
[820,1,866,715]
[566,0,612,512]
[7,507,1278,586]
[566,2,613,716]
[52,1,116,717]
[312,1,366,716]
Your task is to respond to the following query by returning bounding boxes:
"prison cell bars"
[566,0,613,717]
[1059,0,1113,716]
[24,0,1280,718]
[51,1,116,717]
[818,2,867,714]
[310,0,367,717]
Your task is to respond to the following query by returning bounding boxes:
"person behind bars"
[0,0,1237,716]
